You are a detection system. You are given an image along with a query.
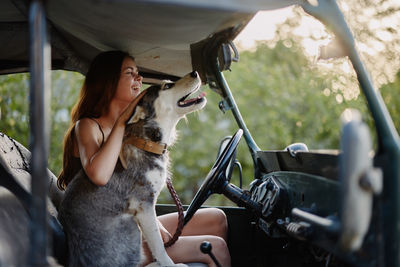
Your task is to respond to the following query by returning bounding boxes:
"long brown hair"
[58,50,131,190]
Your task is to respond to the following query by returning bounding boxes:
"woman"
[58,50,231,267]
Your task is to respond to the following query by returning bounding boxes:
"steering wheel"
[184,129,243,225]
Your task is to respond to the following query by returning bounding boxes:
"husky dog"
[59,71,206,267]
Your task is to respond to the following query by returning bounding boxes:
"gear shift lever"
[200,241,221,267]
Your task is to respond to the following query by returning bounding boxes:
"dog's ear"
[127,106,146,124]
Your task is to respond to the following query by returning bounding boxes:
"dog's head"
[160,70,207,117]
[123,71,206,149]
[128,71,206,125]
[119,71,206,168]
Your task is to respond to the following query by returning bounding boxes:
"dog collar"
[119,136,168,169]
[123,136,168,155]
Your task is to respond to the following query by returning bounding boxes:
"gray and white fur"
[59,71,206,267]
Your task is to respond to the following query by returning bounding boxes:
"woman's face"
[114,57,142,102]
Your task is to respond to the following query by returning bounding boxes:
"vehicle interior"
[1,0,399,266]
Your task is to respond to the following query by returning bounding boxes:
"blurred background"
[0,0,399,206]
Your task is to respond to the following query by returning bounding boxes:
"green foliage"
[165,40,381,206]
[0,73,30,146]
[380,71,400,132]
[0,71,83,175]
[48,71,83,173]
[337,0,400,86]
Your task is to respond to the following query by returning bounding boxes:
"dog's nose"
[190,71,198,78]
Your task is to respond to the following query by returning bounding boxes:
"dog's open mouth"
[177,91,206,107]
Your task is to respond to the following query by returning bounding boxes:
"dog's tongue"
[182,91,206,105]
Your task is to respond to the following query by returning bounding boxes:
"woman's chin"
[131,88,140,97]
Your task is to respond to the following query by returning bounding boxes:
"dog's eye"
[163,83,174,90]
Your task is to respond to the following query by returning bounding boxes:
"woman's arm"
[75,91,147,186]
[75,117,125,186]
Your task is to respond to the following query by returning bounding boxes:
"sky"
[232,1,400,89]
[234,1,400,58]
[234,7,294,49]
[234,7,327,57]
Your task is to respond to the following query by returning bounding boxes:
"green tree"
[338,0,400,86]
[48,71,83,173]
[0,73,30,146]
[0,71,83,174]
[380,71,400,132]
[166,39,377,206]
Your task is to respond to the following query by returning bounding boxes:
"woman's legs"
[159,208,228,241]
[158,208,231,266]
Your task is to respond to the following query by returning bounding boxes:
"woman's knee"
[208,208,227,223]
[209,236,228,253]
[205,208,228,239]
[208,236,231,266]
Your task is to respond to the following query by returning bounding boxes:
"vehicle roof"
[0,0,299,81]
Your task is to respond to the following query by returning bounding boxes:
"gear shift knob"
[200,241,221,267]
[200,241,212,254]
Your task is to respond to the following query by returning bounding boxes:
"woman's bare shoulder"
[75,117,97,128]
[75,118,102,145]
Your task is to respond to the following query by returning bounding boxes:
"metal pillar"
[29,0,51,266]
[302,1,400,265]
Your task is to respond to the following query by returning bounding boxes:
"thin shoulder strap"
[88,118,105,146]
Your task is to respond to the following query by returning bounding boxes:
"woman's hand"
[117,89,147,127]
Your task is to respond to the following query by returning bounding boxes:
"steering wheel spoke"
[184,129,243,225]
